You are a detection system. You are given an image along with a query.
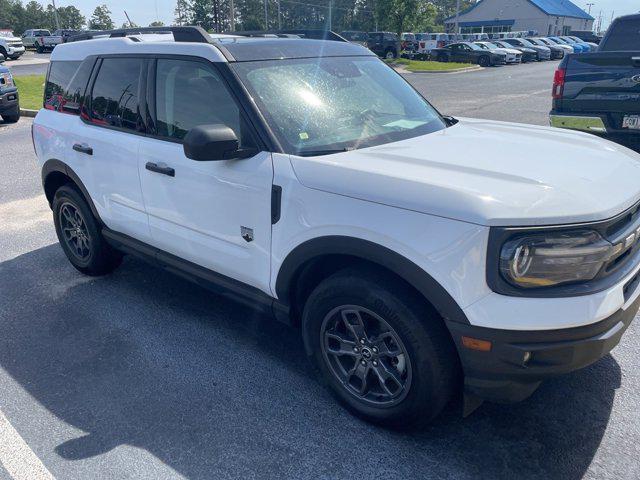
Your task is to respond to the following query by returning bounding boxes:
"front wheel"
[52,185,122,276]
[478,55,490,67]
[302,268,459,429]
[2,109,20,123]
[36,44,43,53]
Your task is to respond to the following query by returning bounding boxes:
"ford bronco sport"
[33,27,640,428]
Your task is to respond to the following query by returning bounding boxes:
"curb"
[20,108,38,118]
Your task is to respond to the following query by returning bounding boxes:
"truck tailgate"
[560,53,640,123]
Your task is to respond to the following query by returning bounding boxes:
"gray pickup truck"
[550,14,640,151]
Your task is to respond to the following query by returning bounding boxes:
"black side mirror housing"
[183,124,248,161]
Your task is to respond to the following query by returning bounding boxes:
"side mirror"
[183,124,251,161]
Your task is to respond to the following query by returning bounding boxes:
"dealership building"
[444,0,594,36]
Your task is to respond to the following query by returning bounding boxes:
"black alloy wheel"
[321,305,411,406]
[58,202,92,261]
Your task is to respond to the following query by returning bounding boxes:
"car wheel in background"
[478,56,490,67]
[2,108,20,123]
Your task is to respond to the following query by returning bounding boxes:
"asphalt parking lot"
[1,61,639,480]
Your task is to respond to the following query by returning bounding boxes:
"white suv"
[33,27,640,428]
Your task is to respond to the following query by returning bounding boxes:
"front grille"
[599,199,640,279]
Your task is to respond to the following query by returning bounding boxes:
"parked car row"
[420,35,599,67]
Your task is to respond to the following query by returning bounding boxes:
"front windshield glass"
[467,43,483,50]
[518,39,534,47]
[483,42,500,49]
[528,39,542,45]
[232,57,446,155]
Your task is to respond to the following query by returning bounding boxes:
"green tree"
[23,1,48,28]
[149,20,165,26]
[89,4,114,30]
[174,0,191,25]
[58,6,86,29]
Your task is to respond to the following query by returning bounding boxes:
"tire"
[478,55,490,67]
[0,48,6,60]
[384,49,397,60]
[302,267,459,429]
[2,111,19,123]
[36,44,43,53]
[52,184,122,276]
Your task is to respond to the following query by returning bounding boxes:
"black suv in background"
[367,32,399,59]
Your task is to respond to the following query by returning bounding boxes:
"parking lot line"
[0,409,55,480]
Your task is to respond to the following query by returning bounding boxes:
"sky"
[44,0,639,31]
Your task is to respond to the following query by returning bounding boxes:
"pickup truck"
[0,30,26,60]
[33,30,66,52]
[550,13,640,152]
[0,63,19,122]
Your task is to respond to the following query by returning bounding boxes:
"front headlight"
[499,229,622,289]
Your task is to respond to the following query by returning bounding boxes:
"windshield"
[518,39,534,47]
[232,57,446,155]
[467,43,483,50]
[483,42,500,49]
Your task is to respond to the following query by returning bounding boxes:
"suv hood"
[1,36,21,42]
[289,118,640,227]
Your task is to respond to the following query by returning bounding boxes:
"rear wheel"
[302,268,459,429]
[384,49,397,59]
[36,44,43,53]
[52,185,122,276]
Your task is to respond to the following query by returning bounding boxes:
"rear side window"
[601,19,640,51]
[89,58,144,132]
[44,60,93,114]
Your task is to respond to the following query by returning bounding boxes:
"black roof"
[215,37,375,62]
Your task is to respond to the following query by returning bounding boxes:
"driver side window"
[154,59,247,144]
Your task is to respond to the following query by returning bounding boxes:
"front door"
[138,58,274,293]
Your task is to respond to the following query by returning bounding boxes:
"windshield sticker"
[383,119,427,129]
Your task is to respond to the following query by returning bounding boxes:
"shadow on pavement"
[0,244,621,479]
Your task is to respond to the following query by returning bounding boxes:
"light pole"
[264,0,268,29]
[51,0,61,30]
[454,0,461,35]
[586,3,594,15]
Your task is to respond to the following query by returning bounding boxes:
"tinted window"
[154,59,245,143]
[89,58,143,132]
[45,60,94,114]
[601,18,640,51]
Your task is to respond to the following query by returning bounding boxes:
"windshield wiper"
[296,148,351,157]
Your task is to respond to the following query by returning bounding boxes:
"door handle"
[145,162,175,177]
[72,143,93,155]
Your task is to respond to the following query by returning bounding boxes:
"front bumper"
[446,290,640,403]
[0,88,19,113]
[7,46,25,57]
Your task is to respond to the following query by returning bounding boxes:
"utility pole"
[277,0,281,29]
[264,0,268,29]
[585,3,594,15]
[51,0,61,30]
[454,0,461,35]
[328,0,332,32]
[229,0,235,31]
[124,10,134,28]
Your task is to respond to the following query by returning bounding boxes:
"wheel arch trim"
[275,236,470,325]
[41,159,103,224]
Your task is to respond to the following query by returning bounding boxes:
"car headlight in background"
[499,229,623,288]
[0,72,14,87]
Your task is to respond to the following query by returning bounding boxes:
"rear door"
[71,56,150,241]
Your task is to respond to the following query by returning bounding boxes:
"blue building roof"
[529,0,594,20]
[445,0,594,22]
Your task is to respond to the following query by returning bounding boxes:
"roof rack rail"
[67,26,212,44]
[232,29,347,42]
